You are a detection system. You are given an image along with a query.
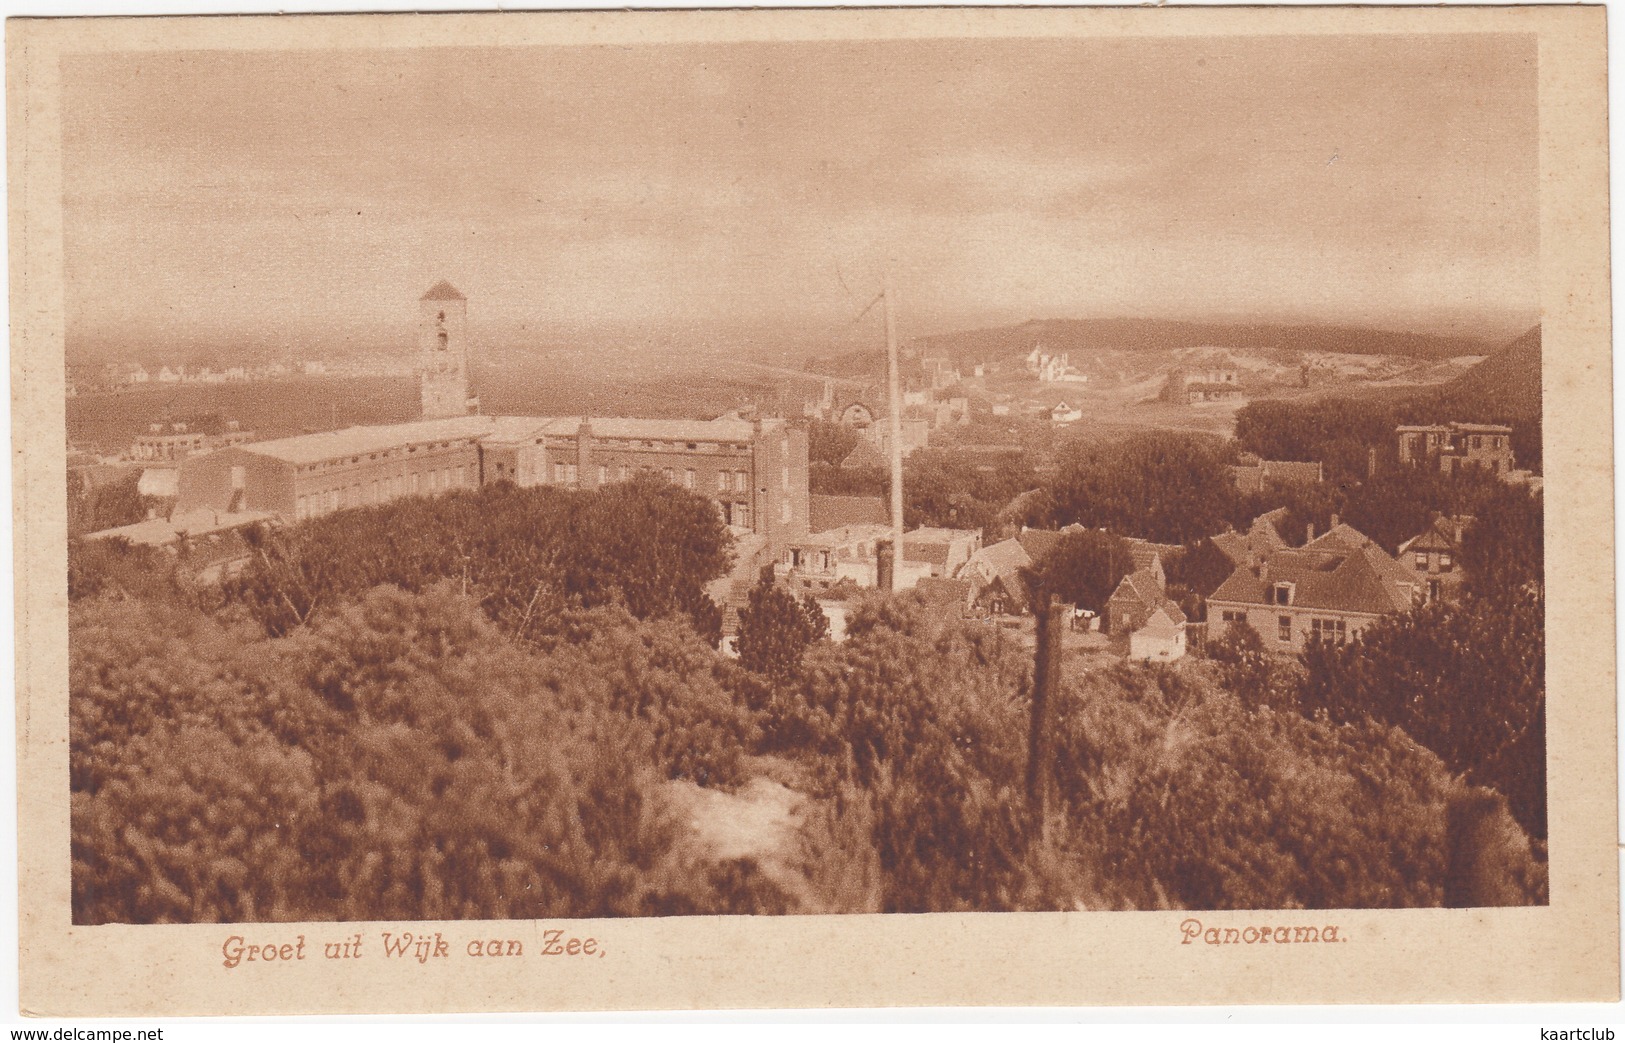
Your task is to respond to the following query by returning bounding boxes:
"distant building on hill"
[1025,345,1088,384]
[133,423,207,461]
[1397,422,1515,477]
[1161,362,1242,404]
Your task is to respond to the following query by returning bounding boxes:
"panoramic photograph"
[63,31,1547,924]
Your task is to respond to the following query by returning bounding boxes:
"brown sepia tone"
[13,7,1616,1014]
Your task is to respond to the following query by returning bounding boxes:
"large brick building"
[175,412,810,548]
[173,281,811,549]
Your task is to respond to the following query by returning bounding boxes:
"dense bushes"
[71,585,761,923]
[1300,484,1546,838]
[67,469,158,539]
[1040,432,1237,544]
[794,598,1037,911]
[1047,663,1537,909]
[1233,394,1541,483]
[760,596,1544,912]
[69,466,1547,921]
[223,476,730,644]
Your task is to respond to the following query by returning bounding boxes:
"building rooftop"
[1397,421,1513,434]
[566,416,758,444]
[1231,459,1324,494]
[968,536,1031,572]
[801,523,894,549]
[85,507,275,547]
[1137,604,1187,638]
[235,412,766,465]
[1209,539,1416,617]
[809,494,889,532]
[421,280,467,302]
[239,415,497,465]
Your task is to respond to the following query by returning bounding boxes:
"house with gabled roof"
[1130,604,1188,663]
[1397,514,1473,603]
[1207,521,1420,654]
[915,576,976,621]
[958,536,1034,615]
[1123,537,1172,590]
[1011,523,1086,563]
[1106,567,1180,635]
[1211,509,1290,567]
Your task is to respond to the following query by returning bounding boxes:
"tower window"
[438,332,448,351]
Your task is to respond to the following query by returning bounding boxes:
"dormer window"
[1272,582,1294,606]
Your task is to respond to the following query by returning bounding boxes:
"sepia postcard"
[8,5,1617,1016]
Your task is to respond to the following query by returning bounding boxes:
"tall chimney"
[577,418,595,490]
[876,539,895,592]
[1306,522,1315,543]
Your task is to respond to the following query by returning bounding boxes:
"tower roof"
[421,280,466,302]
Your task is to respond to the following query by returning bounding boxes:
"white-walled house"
[1129,606,1187,663]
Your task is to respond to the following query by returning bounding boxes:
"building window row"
[1310,617,1347,645]
[295,465,469,520]
[1412,551,1455,572]
[299,442,471,475]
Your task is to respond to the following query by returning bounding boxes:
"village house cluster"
[761,484,1480,665]
[802,354,971,464]
[65,358,341,396]
[78,282,1521,673]
[1024,345,1090,384]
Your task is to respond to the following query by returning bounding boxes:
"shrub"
[1050,661,1544,909]
[71,585,758,923]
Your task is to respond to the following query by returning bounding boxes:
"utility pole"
[883,276,904,593]
[1027,591,1063,842]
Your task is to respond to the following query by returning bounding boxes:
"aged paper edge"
[8,5,1618,1016]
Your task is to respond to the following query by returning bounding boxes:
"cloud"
[61,33,1539,354]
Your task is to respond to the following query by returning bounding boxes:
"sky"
[62,33,1539,360]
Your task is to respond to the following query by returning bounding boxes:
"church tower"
[418,280,473,418]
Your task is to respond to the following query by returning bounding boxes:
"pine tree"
[736,574,825,683]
